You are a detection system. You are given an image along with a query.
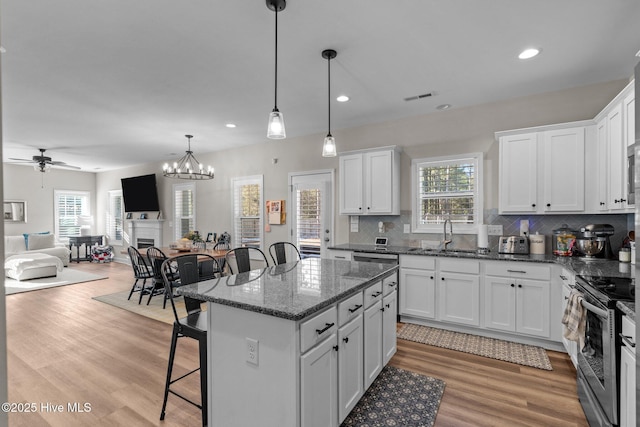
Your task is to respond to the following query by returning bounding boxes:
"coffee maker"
[578,224,615,259]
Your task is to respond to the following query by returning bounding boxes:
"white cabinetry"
[619,314,636,427]
[399,255,436,319]
[339,146,401,215]
[337,303,364,423]
[363,281,383,389]
[437,258,480,326]
[593,80,635,213]
[498,125,586,214]
[301,332,338,427]
[484,262,551,338]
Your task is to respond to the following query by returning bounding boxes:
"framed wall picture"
[3,200,27,223]
[266,200,286,225]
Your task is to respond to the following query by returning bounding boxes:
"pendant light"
[266,0,286,139]
[322,49,337,157]
[162,135,214,180]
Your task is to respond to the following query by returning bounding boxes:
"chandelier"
[162,135,214,180]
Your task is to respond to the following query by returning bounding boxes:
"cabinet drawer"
[338,292,364,326]
[363,281,383,309]
[485,262,551,281]
[382,273,398,296]
[399,255,435,270]
[622,315,636,345]
[330,251,352,261]
[438,258,479,274]
[300,306,338,354]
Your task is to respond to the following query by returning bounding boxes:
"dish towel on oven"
[561,289,586,351]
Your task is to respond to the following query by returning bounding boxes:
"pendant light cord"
[274,8,279,110]
[327,55,331,135]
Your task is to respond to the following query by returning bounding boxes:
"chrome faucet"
[443,219,453,250]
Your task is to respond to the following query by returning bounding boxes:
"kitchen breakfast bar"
[178,257,399,427]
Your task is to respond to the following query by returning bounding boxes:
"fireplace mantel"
[128,219,164,248]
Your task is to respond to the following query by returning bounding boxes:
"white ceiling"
[2,0,640,171]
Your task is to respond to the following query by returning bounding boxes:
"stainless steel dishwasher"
[352,251,399,265]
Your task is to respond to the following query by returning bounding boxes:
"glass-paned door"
[290,171,333,259]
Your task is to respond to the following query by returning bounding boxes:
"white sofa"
[5,234,71,267]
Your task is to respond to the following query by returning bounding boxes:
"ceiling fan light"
[267,109,286,139]
[322,135,337,157]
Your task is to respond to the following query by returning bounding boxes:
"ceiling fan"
[8,148,81,172]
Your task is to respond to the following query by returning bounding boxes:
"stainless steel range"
[574,275,635,426]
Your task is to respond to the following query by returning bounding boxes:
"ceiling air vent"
[404,92,434,102]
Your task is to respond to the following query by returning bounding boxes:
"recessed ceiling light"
[336,95,350,102]
[436,104,451,111]
[0,46,6,54]
[225,123,236,128]
[518,48,541,60]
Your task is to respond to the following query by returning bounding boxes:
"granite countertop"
[329,243,636,279]
[617,301,636,321]
[177,258,398,321]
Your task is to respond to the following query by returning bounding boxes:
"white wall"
[3,164,96,237]
[96,78,629,250]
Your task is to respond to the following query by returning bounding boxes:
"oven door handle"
[580,299,608,319]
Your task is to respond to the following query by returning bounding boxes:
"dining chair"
[225,247,269,274]
[212,241,231,274]
[268,241,301,265]
[160,253,221,427]
[126,246,154,304]
[146,246,176,308]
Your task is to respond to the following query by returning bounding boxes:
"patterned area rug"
[397,323,552,371]
[342,366,445,427]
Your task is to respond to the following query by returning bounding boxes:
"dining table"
[139,246,229,260]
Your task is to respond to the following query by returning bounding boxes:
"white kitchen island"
[178,257,399,427]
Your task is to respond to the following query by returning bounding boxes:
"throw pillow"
[23,231,50,247]
[5,236,28,253]
[27,233,55,250]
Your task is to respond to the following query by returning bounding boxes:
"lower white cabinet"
[301,333,339,427]
[484,262,551,338]
[437,259,480,326]
[363,300,383,389]
[382,290,398,365]
[338,315,364,423]
[619,315,636,427]
[399,255,436,319]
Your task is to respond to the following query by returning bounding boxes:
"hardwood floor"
[5,261,588,426]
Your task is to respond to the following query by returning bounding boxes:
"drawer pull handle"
[316,322,335,335]
[335,256,346,259]
[559,275,567,280]
[348,304,363,313]
[388,282,397,287]
[371,291,382,298]
[507,270,527,274]
[620,334,636,348]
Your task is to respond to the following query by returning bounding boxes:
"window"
[54,190,91,239]
[296,188,321,258]
[174,183,196,241]
[232,175,263,249]
[107,190,124,245]
[411,153,483,233]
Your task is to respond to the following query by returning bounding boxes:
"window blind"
[232,176,263,249]
[174,183,195,241]
[107,190,124,244]
[296,188,321,258]
[54,190,90,239]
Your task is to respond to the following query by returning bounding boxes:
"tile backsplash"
[348,209,633,256]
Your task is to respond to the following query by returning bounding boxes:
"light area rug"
[92,290,198,324]
[4,268,108,295]
[397,323,553,371]
[342,365,445,427]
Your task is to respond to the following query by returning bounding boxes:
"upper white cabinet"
[498,125,586,214]
[590,80,635,213]
[339,146,401,215]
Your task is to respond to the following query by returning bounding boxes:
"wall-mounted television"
[121,174,160,212]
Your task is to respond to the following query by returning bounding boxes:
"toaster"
[498,236,529,254]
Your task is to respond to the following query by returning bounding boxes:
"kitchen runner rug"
[397,323,553,371]
[342,365,445,427]
[92,290,202,324]
[5,268,107,295]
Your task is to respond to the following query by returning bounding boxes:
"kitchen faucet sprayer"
[443,218,453,250]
